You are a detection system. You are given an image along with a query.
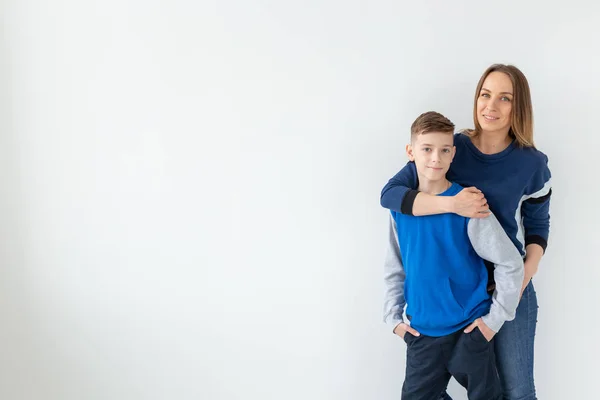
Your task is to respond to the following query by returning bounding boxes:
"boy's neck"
[417,174,452,195]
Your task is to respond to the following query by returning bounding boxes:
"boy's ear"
[406,144,415,161]
[450,145,456,162]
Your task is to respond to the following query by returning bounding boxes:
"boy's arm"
[380,163,489,218]
[383,213,406,332]
[467,213,525,333]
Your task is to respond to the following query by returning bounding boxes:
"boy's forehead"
[413,132,453,145]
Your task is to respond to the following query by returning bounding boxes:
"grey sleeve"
[383,214,406,332]
[467,213,525,333]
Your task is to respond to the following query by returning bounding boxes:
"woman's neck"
[472,131,513,155]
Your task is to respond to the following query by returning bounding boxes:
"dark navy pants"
[402,327,502,400]
[437,282,539,400]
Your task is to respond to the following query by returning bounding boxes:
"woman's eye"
[501,96,512,101]
[480,93,490,98]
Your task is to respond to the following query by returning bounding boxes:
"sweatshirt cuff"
[401,190,419,216]
[525,235,547,253]
[481,314,503,334]
[386,316,404,333]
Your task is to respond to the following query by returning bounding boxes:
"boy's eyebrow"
[481,87,513,95]
[420,143,453,147]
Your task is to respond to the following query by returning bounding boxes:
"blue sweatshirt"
[380,133,552,255]
[383,183,524,337]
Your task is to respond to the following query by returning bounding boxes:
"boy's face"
[406,132,456,181]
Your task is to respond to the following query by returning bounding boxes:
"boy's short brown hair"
[410,111,455,142]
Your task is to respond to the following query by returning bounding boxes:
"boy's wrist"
[388,318,404,333]
[481,314,502,333]
[392,323,403,335]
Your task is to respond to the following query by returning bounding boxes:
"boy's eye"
[442,149,451,153]
[423,148,431,152]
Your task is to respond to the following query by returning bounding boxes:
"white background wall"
[1,1,598,399]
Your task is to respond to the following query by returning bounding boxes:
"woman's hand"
[394,323,421,339]
[451,187,490,218]
[464,318,495,341]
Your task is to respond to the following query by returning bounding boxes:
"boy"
[383,112,524,400]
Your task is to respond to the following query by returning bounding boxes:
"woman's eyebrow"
[481,87,513,95]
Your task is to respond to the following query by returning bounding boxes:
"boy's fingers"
[463,322,477,333]
[407,327,420,336]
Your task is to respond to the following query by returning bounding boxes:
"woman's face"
[476,71,513,135]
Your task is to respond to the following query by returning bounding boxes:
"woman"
[381,64,551,400]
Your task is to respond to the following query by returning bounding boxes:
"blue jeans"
[439,281,538,400]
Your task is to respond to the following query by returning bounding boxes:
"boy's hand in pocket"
[463,318,495,341]
[394,323,421,339]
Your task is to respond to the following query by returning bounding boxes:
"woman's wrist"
[524,259,539,279]
[444,196,455,214]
